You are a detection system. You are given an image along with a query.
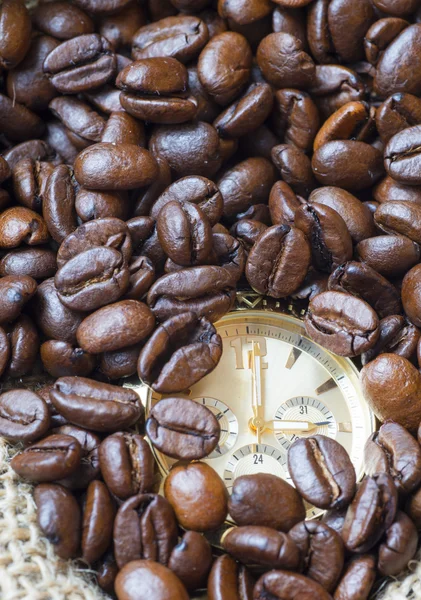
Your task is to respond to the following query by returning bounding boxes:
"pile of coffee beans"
[2,0,421,597]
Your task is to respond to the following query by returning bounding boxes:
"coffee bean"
[146,396,220,460]
[257,33,315,89]
[138,312,222,393]
[378,511,418,576]
[328,555,377,600]
[125,256,155,301]
[96,550,118,594]
[99,432,154,499]
[167,531,212,592]
[272,144,317,197]
[49,96,106,146]
[313,101,374,151]
[385,125,421,185]
[115,560,189,600]
[32,2,94,40]
[208,554,254,600]
[357,234,421,278]
[0,390,50,443]
[113,493,178,568]
[254,571,332,600]
[361,315,419,366]
[99,343,141,379]
[271,89,319,153]
[164,462,228,531]
[222,526,300,570]
[0,207,49,249]
[0,275,37,324]
[374,175,421,205]
[0,0,31,70]
[288,435,356,510]
[81,480,115,564]
[7,315,39,378]
[34,483,81,559]
[11,433,82,482]
[214,83,273,139]
[376,93,421,143]
[40,340,96,378]
[12,158,54,212]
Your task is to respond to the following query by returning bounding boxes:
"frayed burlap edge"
[0,438,108,600]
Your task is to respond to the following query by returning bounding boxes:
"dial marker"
[315,378,338,395]
[338,422,353,433]
[285,348,302,369]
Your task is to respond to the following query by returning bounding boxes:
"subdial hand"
[265,420,331,433]
[248,341,264,443]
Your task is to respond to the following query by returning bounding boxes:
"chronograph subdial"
[192,397,239,458]
[223,443,287,491]
[274,396,337,452]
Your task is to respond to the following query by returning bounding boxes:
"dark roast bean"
[99,343,141,379]
[376,93,421,143]
[361,315,419,366]
[115,560,189,600]
[305,291,380,357]
[401,264,421,327]
[0,156,11,184]
[75,189,130,222]
[50,376,144,432]
[272,6,307,43]
[11,433,82,482]
[52,424,100,490]
[208,554,254,600]
[364,421,421,494]
[132,15,209,63]
[99,2,146,50]
[164,462,228,531]
[7,315,39,378]
[73,0,132,14]
[332,555,377,600]
[146,396,220,460]
[0,207,49,249]
[254,571,332,600]
[245,224,310,298]
[34,483,80,560]
[405,487,421,529]
[342,473,398,553]
[374,175,421,205]
[49,97,106,145]
[384,125,421,185]
[113,493,178,568]
[2,139,54,170]
[12,158,54,212]
[289,521,344,592]
[214,83,273,139]
[378,511,418,576]
[356,235,420,278]
[328,261,401,319]
[257,33,315,89]
[268,181,301,226]
[222,526,300,570]
[44,120,79,165]
[43,34,117,94]
[40,340,96,378]
[272,89,319,153]
[99,432,154,499]
[82,480,115,564]
[272,144,317,197]
[0,390,50,443]
[168,531,213,592]
[133,156,172,218]
[291,269,329,302]
[288,435,356,510]
[101,112,145,147]
[74,143,158,191]
[138,312,222,393]
[294,203,352,273]
[43,164,78,243]
[32,2,94,40]
[0,0,31,70]
[0,327,9,378]
[125,256,155,301]
[0,275,37,324]
[212,232,246,280]
[147,266,236,323]
[230,220,267,252]
[77,300,155,354]
[96,550,118,594]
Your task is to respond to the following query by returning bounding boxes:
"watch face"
[144,310,376,519]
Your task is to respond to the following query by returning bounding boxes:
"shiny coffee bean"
[0,390,50,443]
[101,111,145,146]
[268,181,301,227]
[115,560,189,600]
[43,164,79,243]
[82,480,115,564]
[385,126,421,186]
[0,327,9,378]
[125,256,155,301]
[357,235,421,278]
[75,188,130,222]
[7,315,39,378]
[12,158,54,212]
[40,340,96,378]
[0,275,37,324]
[32,2,94,40]
[272,89,319,153]
[331,554,376,600]
[376,93,421,143]
[254,570,332,600]
[378,511,418,576]
[257,32,315,89]
[361,315,419,366]
[374,175,421,205]
[52,424,100,490]
[99,344,141,380]
[168,531,212,592]
[402,264,421,327]
[208,554,254,600]
[272,144,317,197]
[99,432,154,500]
[214,83,273,139]
[146,396,220,460]
[0,207,49,249]
[313,101,374,151]
[0,0,31,70]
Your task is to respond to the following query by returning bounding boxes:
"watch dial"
[147,310,375,519]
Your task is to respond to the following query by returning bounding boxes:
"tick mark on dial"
[315,378,338,395]
[338,422,352,433]
[285,348,302,369]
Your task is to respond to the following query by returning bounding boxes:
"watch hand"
[265,420,330,432]
[248,342,264,442]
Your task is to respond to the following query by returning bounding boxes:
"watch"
[128,291,377,527]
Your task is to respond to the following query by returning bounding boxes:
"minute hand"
[266,420,330,432]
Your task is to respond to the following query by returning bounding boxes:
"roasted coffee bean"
[208,554,254,600]
[385,125,421,185]
[32,278,84,344]
[0,390,49,443]
[0,157,11,184]
[132,15,209,63]
[82,480,115,564]
[313,101,374,151]
[312,141,384,191]
[309,65,365,118]
[378,511,418,576]
[257,33,315,89]
[245,225,310,298]
[12,158,54,212]
[43,34,117,94]
[271,89,319,153]
[33,2,94,40]
[0,207,49,249]
[229,473,305,532]
[376,93,421,143]
[11,433,82,482]
[125,256,155,301]
[40,340,96,378]
[230,220,267,252]
[328,261,401,319]
[115,560,189,600]
[98,344,140,379]
[57,217,132,268]
[405,486,421,529]
[305,291,380,357]
[294,203,352,273]
[74,143,158,191]
[361,315,419,365]
[289,521,344,592]
[254,571,332,600]
[2,139,54,170]
[375,25,421,97]
[364,421,421,494]
[147,266,236,323]
[322,507,347,537]
[357,235,421,278]
[133,156,172,218]
[43,164,79,243]
[34,483,80,560]
[138,312,222,393]
[168,530,212,592]
[331,555,376,600]
[211,232,246,280]
[55,246,129,312]
[0,0,31,70]
[272,5,307,42]
[272,144,317,197]
[214,83,273,139]
[164,462,228,531]
[0,327,9,379]
[113,493,178,568]
[99,432,154,500]
[342,473,398,553]
[96,550,118,594]
[0,275,37,324]
[50,376,144,432]
[7,315,39,378]
[374,175,421,205]
[401,264,421,327]
[150,121,222,178]
[222,526,300,570]
[288,435,356,510]
[117,57,197,124]
[49,97,106,146]
[101,112,145,147]
[99,2,146,50]
[291,269,329,302]
[77,299,155,354]
[75,188,130,222]
[268,181,301,227]
[146,396,220,460]
[309,187,375,244]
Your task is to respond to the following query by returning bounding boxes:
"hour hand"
[266,420,330,432]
